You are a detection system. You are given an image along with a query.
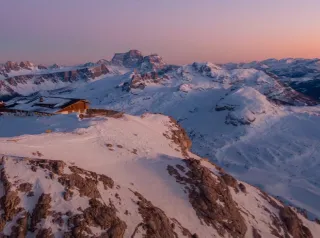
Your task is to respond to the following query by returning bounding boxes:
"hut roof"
[4,96,88,114]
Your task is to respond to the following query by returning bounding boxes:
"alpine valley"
[0,50,320,238]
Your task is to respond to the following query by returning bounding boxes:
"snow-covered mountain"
[0,113,319,237]
[223,58,320,101]
[1,53,318,106]
[1,51,320,237]
[0,62,121,101]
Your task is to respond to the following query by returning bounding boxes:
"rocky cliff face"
[111,50,144,68]
[139,54,166,73]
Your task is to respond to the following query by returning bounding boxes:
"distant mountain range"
[1,51,319,104]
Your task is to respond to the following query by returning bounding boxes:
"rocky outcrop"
[279,206,313,238]
[192,62,222,78]
[66,198,127,238]
[19,61,33,70]
[30,194,52,231]
[167,159,247,238]
[0,61,35,74]
[0,163,21,222]
[0,157,125,237]
[4,61,21,72]
[132,190,194,238]
[36,228,54,238]
[129,71,162,90]
[163,116,192,157]
[10,211,29,238]
[139,54,166,72]
[112,50,144,68]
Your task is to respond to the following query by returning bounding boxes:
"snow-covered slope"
[0,60,129,100]
[215,87,279,126]
[223,58,320,101]
[36,58,319,220]
[2,52,320,231]
[0,113,319,237]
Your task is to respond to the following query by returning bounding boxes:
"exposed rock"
[17,182,33,193]
[89,64,110,78]
[30,193,52,231]
[132,190,184,238]
[4,61,20,72]
[28,159,65,175]
[258,190,281,209]
[52,211,64,227]
[129,70,167,90]
[10,211,29,238]
[19,61,33,70]
[221,173,239,192]
[50,160,65,175]
[111,50,144,68]
[279,206,313,238]
[252,227,262,238]
[99,174,114,190]
[59,173,100,199]
[1,64,110,98]
[175,164,185,172]
[37,64,47,70]
[36,228,54,238]
[0,168,21,221]
[67,198,127,238]
[63,189,74,201]
[168,159,247,238]
[0,191,21,221]
[139,54,166,72]
[238,183,247,193]
[166,116,192,157]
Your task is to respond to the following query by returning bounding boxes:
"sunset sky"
[1,0,320,65]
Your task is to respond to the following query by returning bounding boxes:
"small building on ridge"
[0,96,89,116]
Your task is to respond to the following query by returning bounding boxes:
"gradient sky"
[1,0,320,65]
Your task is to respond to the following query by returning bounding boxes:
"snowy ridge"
[0,63,123,99]
[223,58,320,101]
[215,87,280,126]
[1,53,318,106]
[0,113,319,237]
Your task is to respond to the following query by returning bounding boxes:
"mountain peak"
[111,50,144,68]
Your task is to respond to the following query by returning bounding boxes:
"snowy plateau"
[0,50,320,237]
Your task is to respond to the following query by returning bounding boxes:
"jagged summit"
[110,50,167,73]
[111,49,144,68]
[0,61,35,73]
